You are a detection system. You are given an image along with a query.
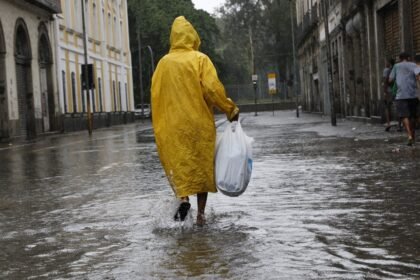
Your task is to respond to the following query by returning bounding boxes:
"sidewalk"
[240,110,414,146]
[0,110,414,151]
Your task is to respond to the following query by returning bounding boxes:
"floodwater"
[0,111,419,279]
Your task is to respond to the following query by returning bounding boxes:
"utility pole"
[249,25,258,116]
[146,45,155,73]
[137,31,145,117]
[322,0,337,126]
[289,0,299,118]
[81,0,93,135]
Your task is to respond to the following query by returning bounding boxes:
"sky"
[191,0,225,14]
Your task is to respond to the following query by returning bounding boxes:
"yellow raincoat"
[151,16,239,198]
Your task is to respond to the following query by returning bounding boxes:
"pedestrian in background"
[389,52,418,146]
[151,16,239,226]
[383,58,395,131]
[414,55,420,128]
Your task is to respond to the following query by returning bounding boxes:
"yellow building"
[55,0,134,130]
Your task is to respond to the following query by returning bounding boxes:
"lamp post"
[137,31,145,117]
[249,26,258,117]
[322,0,337,126]
[146,45,155,73]
[289,0,299,118]
[81,0,93,135]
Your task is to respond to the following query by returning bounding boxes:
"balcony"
[24,0,61,13]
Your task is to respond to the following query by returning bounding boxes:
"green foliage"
[217,0,293,84]
[127,0,293,103]
[128,0,222,104]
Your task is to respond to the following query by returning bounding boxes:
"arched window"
[108,13,112,45]
[93,3,98,40]
[65,0,72,26]
[113,80,116,111]
[125,83,128,111]
[98,77,103,112]
[113,16,117,47]
[62,70,67,113]
[119,20,123,50]
[71,72,77,113]
[118,81,122,111]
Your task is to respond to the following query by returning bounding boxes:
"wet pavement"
[0,111,419,279]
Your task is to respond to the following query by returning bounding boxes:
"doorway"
[38,25,55,132]
[15,19,35,139]
[0,20,7,140]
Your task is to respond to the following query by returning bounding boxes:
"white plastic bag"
[215,121,253,197]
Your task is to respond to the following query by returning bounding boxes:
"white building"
[0,0,61,141]
[55,0,134,131]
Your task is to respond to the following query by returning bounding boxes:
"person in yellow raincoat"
[151,16,239,225]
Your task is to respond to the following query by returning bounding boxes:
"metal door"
[383,2,400,60]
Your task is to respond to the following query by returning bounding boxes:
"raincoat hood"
[170,16,201,51]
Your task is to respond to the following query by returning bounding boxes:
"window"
[108,13,112,45]
[125,83,128,111]
[85,0,89,34]
[118,81,122,111]
[91,89,96,113]
[71,72,77,112]
[114,17,117,47]
[98,77,103,112]
[81,75,86,113]
[65,0,72,26]
[119,21,123,49]
[62,71,67,113]
[74,0,82,32]
[113,81,117,111]
[93,3,98,40]
[101,8,105,41]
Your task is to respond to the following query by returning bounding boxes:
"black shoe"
[385,126,391,132]
[174,202,191,221]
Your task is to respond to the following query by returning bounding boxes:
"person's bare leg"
[402,117,414,145]
[197,192,208,226]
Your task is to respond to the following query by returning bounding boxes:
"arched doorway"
[15,19,35,139]
[0,20,8,140]
[38,24,55,132]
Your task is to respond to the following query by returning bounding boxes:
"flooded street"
[0,111,419,279]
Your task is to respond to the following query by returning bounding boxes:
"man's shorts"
[396,98,419,118]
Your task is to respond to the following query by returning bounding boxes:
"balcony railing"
[24,0,61,13]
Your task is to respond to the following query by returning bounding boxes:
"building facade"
[56,0,134,131]
[296,0,420,121]
[0,0,61,141]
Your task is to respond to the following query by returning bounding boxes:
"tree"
[128,0,223,104]
[217,0,293,85]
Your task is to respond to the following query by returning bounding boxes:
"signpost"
[268,73,277,115]
[252,74,258,116]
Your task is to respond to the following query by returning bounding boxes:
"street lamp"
[289,0,299,118]
[322,0,337,126]
[249,25,258,117]
[137,30,145,117]
[81,0,93,135]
